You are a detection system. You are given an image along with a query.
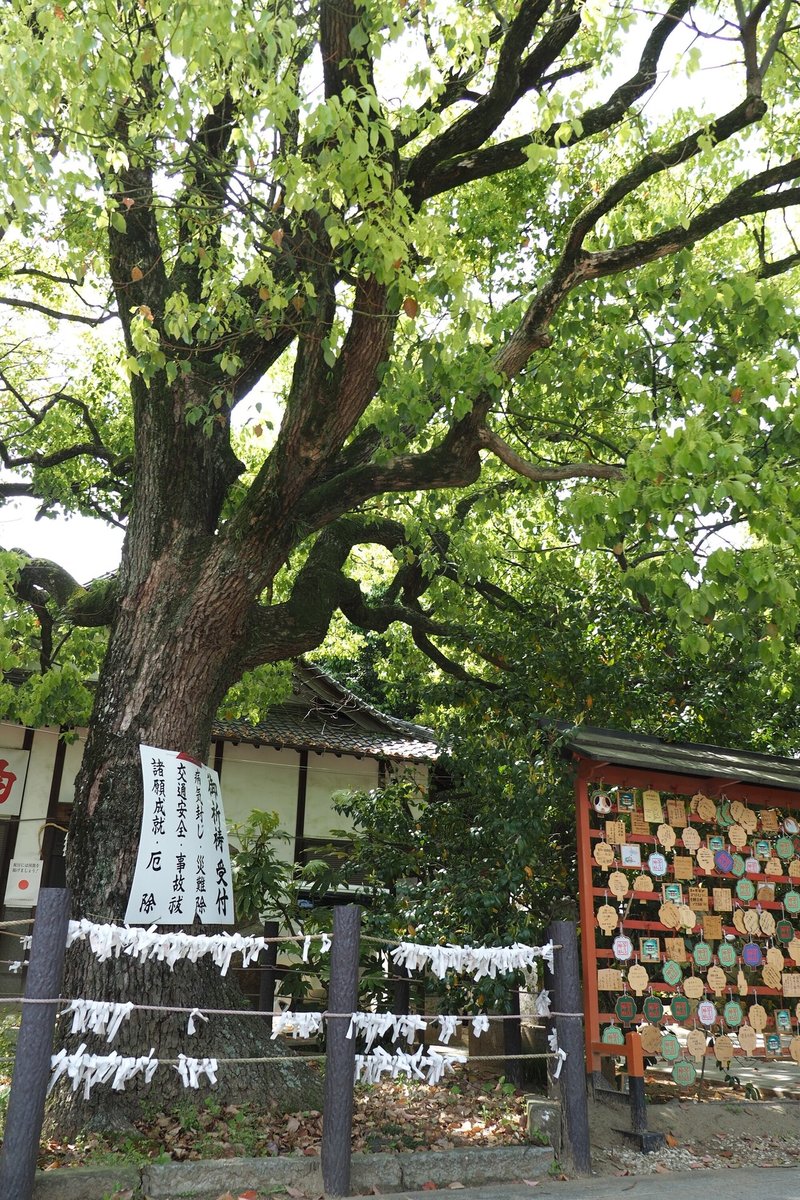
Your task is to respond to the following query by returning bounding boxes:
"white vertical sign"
[124,745,234,925]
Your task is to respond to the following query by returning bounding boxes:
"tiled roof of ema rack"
[212,660,439,763]
[561,724,800,794]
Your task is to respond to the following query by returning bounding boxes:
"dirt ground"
[588,1084,800,1176]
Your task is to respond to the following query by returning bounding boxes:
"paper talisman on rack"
[748,1003,768,1032]
[760,910,777,937]
[742,941,763,967]
[639,1023,662,1054]
[594,841,615,869]
[642,789,664,823]
[627,964,649,995]
[767,945,785,971]
[789,859,800,879]
[707,966,727,996]
[664,937,687,963]
[686,1028,707,1060]
[613,934,634,961]
[602,1024,625,1045]
[608,870,629,899]
[734,820,753,849]
[682,827,701,853]
[743,909,761,936]
[673,856,694,881]
[688,886,710,912]
[789,939,800,965]
[657,824,676,850]
[790,1037,800,1064]
[696,847,715,874]
[683,975,704,1000]
[633,874,653,893]
[659,902,681,929]
[714,1034,735,1064]
[760,809,779,832]
[781,972,800,997]
[696,795,717,823]
[597,904,618,934]
[763,964,783,991]
[597,968,624,991]
[737,968,748,996]
[713,887,733,912]
[606,820,626,845]
[738,1024,758,1055]
[740,807,758,833]
[667,799,687,827]
[702,914,723,941]
[630,812,650,836]
[661,1032,681,1060]
[620,844,642,869]
[765,857,783,876]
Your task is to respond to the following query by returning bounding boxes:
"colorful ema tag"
[785,891,800,914]
[742,941,763,968]
[671,995,691,1021]
[672,1060,697,1087]
[697,999,718,1026]
[723,1000,743,1027]
[612,934,633,961]
[602,1024,625,1045]
[693,941,713,968]
[648,852,668,877]
[662,960,683,987]
[614,995,638,1024]
[717,942,737,968]
[660,1032,681,1060]
[714,849,734,874]
[642,996,664,1024]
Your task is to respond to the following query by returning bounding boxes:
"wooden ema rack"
[575,757,800,1083]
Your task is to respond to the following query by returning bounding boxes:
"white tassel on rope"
[354,1045,467,1085]
[271,1011,324,1040]
[66,920,332,976]
[60,999,135,1043]
[48,1045,158,1098]
[390,940,554,981]
[176,1055,218,1088]
[547,1029,567,1079]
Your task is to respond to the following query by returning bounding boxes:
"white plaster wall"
[13,728,59,860]
[304,753,380,837]
[58,732,87,807]
[219,743,300,861]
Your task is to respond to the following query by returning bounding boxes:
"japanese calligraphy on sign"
[124,745,234,925]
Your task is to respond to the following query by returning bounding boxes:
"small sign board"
[4,858,42,907]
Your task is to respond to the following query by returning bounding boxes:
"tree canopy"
[0,0,798,717]
[0,0,799,1128]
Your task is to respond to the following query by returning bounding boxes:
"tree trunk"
[57,540,322,1132]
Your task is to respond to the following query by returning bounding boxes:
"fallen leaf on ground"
[665,1133,679,1148]
[421,1184,438,1191]
[522,1181,540,1187]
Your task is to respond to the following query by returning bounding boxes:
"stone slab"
[33,1164,140,1200]
[142,1154,322,1198]
[398,1144,554,1191]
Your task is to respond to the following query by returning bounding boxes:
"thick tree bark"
[61,534,322,1131]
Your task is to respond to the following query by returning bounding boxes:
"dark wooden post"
[258,920,279,1033]
[625,1031,648,1135]
[503,986,525,1087]
[544,919,591,1176]
[321,904,361,1197]
[0,888,72,1200]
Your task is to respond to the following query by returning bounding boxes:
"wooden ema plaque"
[576,758,800,1076]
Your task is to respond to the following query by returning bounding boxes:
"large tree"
[0,0,799,1126]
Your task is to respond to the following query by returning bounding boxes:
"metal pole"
[258,920,279,1033]
[0,887,72,1200]
[545,918,591,1176]
[321,904,361,1197]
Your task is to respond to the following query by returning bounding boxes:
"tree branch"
[413,0,692,201]
[478,428,624,482]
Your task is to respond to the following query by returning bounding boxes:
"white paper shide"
[124,746,233,925]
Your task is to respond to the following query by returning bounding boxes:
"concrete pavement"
[343,1165,800,1199]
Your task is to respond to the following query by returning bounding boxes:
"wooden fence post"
[321,904,361,1197]
[544,918,591,1176]
[0,887,72,1200]
[258,920,279,1033]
